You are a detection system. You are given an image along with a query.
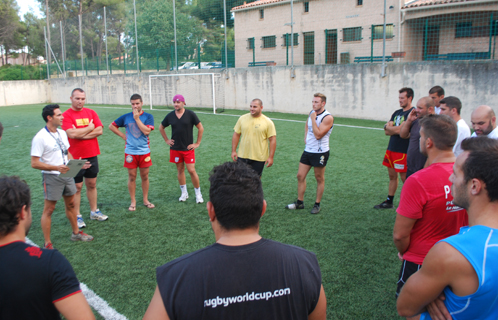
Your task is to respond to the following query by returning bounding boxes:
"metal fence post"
[156,49,159,71]
[79,14,84,77]
[173,0,178,71]
[423,19,429,61]
[489,13,494,59]
[370,24,374,62]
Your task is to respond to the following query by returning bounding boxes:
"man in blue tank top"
[285,93,334,214]
[397,136,498,320]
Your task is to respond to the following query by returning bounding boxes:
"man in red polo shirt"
[62,88,108,228]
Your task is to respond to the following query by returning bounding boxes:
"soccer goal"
[148,73,225,113]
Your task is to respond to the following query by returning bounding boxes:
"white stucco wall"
[1,61,496,125]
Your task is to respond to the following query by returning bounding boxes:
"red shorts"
[124,153,152,169]
[383,150,407,173]
[170,149,195,164]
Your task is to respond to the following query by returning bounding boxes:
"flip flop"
[128,205,136,211]
[144,203,155,209]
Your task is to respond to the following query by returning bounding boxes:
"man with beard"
[0,176,95,320]
[397,137,498,320]
[471,105,498,139]
[393,115,468,303]
[399,97,435,178]
[374,87,414,209]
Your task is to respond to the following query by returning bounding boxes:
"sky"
[17,0,43,20]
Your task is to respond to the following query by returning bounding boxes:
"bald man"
[399,96,435,178]
[471,105,498,139]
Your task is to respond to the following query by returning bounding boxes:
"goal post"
[148,73,224,114]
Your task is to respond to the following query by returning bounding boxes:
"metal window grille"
[373,24,394,40]
[248,38,255,49]
[343,27,362,42]
[283,33,299,46]
[262,36,276,48]
[455,22,472,38]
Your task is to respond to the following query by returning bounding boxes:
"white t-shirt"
[434,106,441,115]
[31,127,70,174]
[454,119,471,157]
[471,126,498,139]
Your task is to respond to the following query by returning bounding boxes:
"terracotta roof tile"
[402,0,480,9]
[232,0,287,11]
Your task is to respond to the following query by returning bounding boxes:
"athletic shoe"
[90,209,108,221]
[310,204,321,214]
[179,193,189,202]
[285,201,304,210]
[71,231,94,242]
[44,242,54,250]
[77,216,86,228]
[373,201,394,209]
[196,194,204,204]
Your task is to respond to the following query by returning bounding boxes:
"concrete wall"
[223,61,497,123]
[2,61,496,124]
[0,80,49,106]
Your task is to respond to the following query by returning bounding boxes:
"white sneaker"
[90,209,108,221]
[179,193,189,202]
[77,216,86,228]
[196,194,204,204]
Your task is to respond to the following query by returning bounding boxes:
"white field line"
[25,237,128,320]
[86,106,384,131]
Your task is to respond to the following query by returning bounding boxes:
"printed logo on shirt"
[445,200,463,213]
[25,247,43,258]
[204,288,291,309]
[126,155,133,163]
[394,115,405,127]
[75,118,90,126]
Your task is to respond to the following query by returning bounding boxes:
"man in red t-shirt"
[62,88,108,227]
[393,115,468,299]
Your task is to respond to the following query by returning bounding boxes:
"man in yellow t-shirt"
[231,99,277,176]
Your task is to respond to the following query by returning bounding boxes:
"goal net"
[148,73,225,113]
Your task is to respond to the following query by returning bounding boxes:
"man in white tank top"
[285,93,334,214]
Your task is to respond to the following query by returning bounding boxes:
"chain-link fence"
[43,0,498,79]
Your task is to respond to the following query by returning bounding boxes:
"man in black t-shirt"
[0,176,95,320]
[159,94,204,204]
[374,87,414,209]
[143,162,327,320]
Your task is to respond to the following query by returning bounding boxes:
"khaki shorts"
[42,173,77,201]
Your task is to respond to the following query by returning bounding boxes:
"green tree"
[128,0,204,68]
[22,13,45,65]
[191,0,254,29]
[0,0,23,64]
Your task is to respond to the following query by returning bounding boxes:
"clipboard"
[59,160,88,178]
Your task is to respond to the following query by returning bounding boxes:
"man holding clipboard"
[31,104,94,249]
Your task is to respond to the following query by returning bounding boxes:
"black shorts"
[300,151,330,167]
[237,158,265,176]
[396,260,421,297]
[74,156,99,183]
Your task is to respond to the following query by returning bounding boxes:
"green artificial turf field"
[0,104,404,319]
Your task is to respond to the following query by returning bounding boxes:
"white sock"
[77,214,82,218]
[195,187,201,196]
[180,185,188,194]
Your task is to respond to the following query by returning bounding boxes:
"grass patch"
[0,104,402,319]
